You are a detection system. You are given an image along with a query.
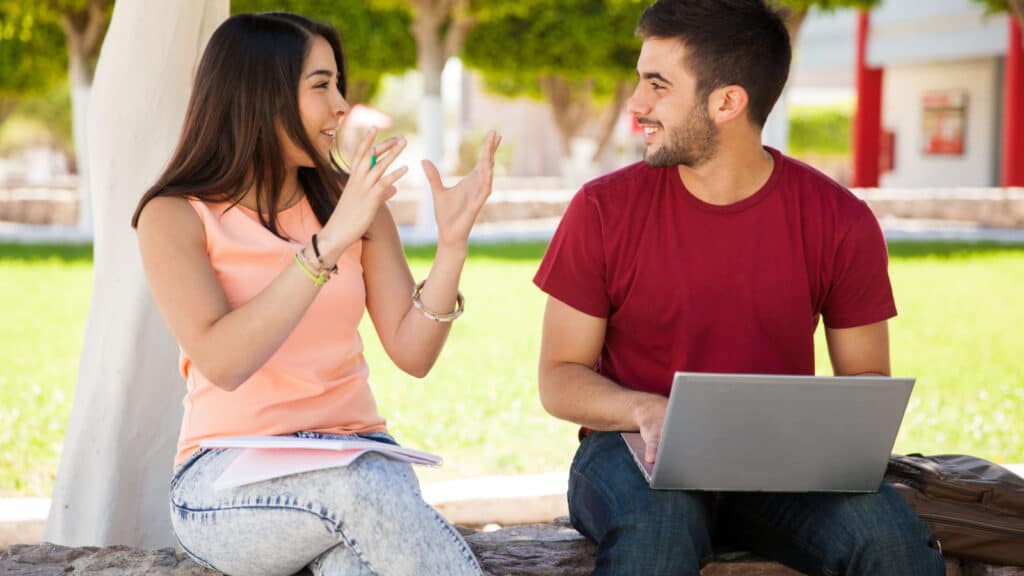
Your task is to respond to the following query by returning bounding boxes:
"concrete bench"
[3,523,1023,575]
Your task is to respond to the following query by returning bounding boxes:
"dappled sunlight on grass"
[364,248,578,484]
[814,243,1024,463]
[1,240,1021,496]
[0,245,92,496]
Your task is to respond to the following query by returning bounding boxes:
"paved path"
[5,217,1024,245]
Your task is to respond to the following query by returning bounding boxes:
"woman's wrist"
[435,239,468,263]
[313,229,353,268]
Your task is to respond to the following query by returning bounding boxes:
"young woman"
[132,12,499,576]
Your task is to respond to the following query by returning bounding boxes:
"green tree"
[367,0,482,167]
[462,0,646,160]
[0,6,67,125]
[459,0,881,163]
[968,0,1024,26]
[232,0,416,103]
[772,0,880,44]
[0,0,111,188]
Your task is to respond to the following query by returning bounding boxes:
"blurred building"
[795,0,1023,188]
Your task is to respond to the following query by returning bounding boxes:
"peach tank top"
[174,197,386,466]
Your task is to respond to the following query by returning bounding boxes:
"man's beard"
[643,102,719,169]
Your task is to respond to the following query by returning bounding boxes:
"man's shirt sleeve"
[533,189,611,318]
[822,202,898,329]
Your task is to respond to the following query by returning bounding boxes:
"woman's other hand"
[423,131,502,250]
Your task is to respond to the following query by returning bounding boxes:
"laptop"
[622,372,915,492]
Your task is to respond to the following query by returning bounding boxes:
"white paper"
[200,435,442,491]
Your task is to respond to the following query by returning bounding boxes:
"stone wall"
[3,185,1024,230]
[3,523,1022,575]
[857,188,1024,228]
[0,187,78,226]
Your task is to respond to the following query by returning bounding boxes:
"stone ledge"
[423,473,568,527]
[3,524,1022,576]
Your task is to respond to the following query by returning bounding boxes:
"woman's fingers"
[480,131,499,168]
[368,136,407,177]
[351,127,378,170]
[421,160,444,195]
[475,132,500,202]
[372,136,403,157]
[377,165,409,192]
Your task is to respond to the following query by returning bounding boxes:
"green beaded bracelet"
[294,252,327,287]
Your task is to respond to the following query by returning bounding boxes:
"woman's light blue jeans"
[169,432,483,576]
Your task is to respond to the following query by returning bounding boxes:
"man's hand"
[632,394,668,463]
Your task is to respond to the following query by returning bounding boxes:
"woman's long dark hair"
[131,13,349,238]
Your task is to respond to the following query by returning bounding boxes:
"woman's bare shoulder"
[136,195,205,250]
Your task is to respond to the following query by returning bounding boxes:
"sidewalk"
[5,217,1024,246]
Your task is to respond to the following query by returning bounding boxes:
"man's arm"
[824,319,891,376]
[538,296,668,462]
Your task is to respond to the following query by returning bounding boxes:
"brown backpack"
[885,454,1024,566]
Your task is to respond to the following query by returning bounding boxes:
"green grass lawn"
[1,241,1022,496]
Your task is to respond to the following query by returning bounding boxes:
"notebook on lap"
[622,372,915,492]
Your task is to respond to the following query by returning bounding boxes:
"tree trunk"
[0,98,17,128]
[68,59,92,232]
[408,0,474,233]
[44,0,229,548]
[781,7,807,45]
[591,80,633,163]
[1010,0,1024,29]
[410,1,447,101]
[410,4,444,232]
[539,76,593,159]
[60,0,111,233]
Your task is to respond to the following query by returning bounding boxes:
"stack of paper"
[199,435,442,490]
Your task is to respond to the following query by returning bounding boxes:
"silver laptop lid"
[648,373,915,492]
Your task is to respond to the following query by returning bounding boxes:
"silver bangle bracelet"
[412,280,464,322]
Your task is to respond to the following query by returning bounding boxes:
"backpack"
[885,454,1024,566]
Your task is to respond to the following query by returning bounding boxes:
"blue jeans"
[568,431,945,576]
[169,432,482,576]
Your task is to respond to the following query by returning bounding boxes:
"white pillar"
[417,94,443,236]
[71,86,91,234]
[44,0,228,548]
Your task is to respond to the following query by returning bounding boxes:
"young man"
[533,1,945,574]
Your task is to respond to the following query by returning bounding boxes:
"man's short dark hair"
[637,0,792,127]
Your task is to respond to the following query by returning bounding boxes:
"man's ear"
[707,85,750,126]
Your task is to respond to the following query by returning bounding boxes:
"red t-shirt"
[534,148,896,397]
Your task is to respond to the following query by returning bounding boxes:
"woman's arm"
[137,130,406,390]
[136,196,327,391]
[361,132,501,377]
[361,205,463,377]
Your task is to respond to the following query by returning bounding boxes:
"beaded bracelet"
[294,252,328,286]
[310,233,339,274]
[412,280,464,322]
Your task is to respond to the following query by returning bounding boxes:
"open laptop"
[622,372,915,492]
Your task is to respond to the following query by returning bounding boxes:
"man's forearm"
[538,362,663,432]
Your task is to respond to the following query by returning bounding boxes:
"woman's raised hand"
[422,131,502,249]
[322,126,408,255]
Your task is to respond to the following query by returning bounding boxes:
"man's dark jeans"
[568,431,946,576]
